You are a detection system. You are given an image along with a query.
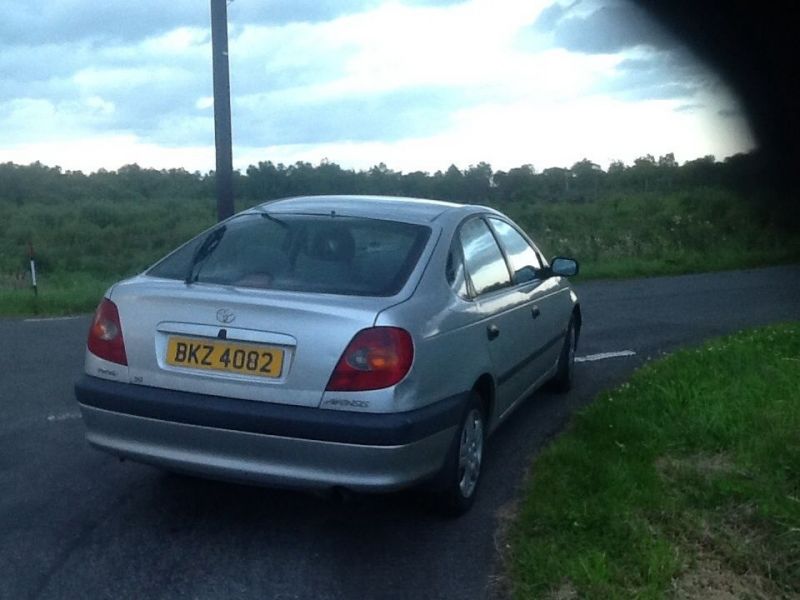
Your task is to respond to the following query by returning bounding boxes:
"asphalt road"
[1,265,799,600]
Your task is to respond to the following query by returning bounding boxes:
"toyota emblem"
[216,308,236,324]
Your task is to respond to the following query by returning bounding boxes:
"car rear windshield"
[147,213,432,296]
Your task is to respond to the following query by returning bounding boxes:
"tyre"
[433,390,486,516]
[549,319,576,393]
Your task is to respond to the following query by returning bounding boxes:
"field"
[1,187,799,315]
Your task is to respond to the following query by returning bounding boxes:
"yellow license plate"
[166,336,284,378]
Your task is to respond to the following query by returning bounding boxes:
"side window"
[488,218,542,277]
[459,218,511,296]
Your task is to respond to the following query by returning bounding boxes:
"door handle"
[531,305,541,319]
[487,324,500,340]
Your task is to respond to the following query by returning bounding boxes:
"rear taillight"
[326,327,414,392]
[87,298,128,366]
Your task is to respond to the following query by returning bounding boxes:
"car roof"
[252,195,483,224]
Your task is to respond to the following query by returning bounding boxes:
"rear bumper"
[75,376,464,492]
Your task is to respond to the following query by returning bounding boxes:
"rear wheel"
[549,319,576,393]
[433,390,486,516]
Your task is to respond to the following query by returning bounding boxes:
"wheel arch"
[472,373,496,430]
[572,303,582,349]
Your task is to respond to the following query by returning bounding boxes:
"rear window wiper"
[185,226,226,284]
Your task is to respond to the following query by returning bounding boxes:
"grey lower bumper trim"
[75,375,468,446]
[80,404,456,492]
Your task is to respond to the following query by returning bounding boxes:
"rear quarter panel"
[374,226,495,416]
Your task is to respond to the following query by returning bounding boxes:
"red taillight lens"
[87,298,128,366]
[326,327,414,392]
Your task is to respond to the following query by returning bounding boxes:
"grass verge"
[507,323,800,599]
[0,273,113,316]
[2,256,798,317]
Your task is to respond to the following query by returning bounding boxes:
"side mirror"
[550,257,579,277]
[512,265,538,285]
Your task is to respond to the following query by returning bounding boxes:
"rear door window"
[459,217,511,296]
[487,217,542,276]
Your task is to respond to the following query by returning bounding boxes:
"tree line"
[0,150,785,218]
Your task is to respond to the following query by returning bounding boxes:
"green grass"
[1,189,799,316]
[0,195,218,316]
[512,189,800,278]
[0,272,114,316]
[573,248,800,281]
[507,323,800,599]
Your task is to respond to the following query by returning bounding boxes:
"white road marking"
[24,316,81,323]
[575,350,637,363]
[47,413,81,422]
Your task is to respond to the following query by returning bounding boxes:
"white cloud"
[0,0,756,173]
[251,0,554,97]
[85,96,115,115]
[448,95,755,169]
[234,93,755,174]
[73,65,193,92]
[195,97,214,110]
[0,135,214,172]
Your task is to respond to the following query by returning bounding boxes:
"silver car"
[76,195,580,514]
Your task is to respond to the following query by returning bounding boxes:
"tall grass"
[1,189,798,315]
[0,196,217,278]
[511,188,800,278]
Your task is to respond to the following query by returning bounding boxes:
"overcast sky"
[0,0,755,174]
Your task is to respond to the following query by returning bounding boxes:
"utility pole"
[210,0,234,221]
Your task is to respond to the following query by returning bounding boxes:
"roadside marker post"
[28,241,38,297]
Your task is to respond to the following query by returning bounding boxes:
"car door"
[458,216,535,417]
[486,217,573,392]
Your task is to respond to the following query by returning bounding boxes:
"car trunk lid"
[110,277,397,408]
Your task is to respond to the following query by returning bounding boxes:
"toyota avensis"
[75,195,580,514]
